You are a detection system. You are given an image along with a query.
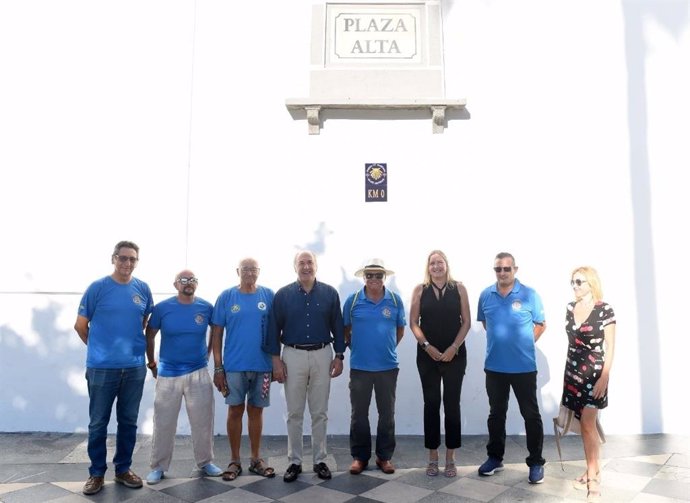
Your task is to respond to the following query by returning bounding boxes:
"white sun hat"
[354,258,395,277]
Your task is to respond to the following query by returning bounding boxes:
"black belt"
[287,343,328,351]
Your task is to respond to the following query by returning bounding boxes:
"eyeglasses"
[493,266,512,273]
[240,267,260,273]
[114,255,138,264]
[177,277,198,285]
[570,279,588,287]
[365,272,384,279]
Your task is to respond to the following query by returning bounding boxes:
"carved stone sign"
[286,1,467,134]
[327,5,421,63]
[309,1,442,99]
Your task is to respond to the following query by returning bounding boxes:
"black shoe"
[313,462,332,480]
[283,463,302,482]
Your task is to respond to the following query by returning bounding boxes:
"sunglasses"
[114,255,138,264]
[493,266,512,273]
[365,272,384,279]
[177,277,198,285]
[570,279,588,287]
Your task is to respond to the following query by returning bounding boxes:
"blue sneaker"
[528,465,544,484]
[146,470,164,485]
[478,457,504,476]
[202,463,223,477]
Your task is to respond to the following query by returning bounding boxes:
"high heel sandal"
[426,461,439,476]
[586,477,601,502]
[574,470,599,490]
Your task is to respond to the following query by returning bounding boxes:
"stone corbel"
[431,106,446,134]
[305,106,322,135]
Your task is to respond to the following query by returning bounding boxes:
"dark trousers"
[349,368,398,462]
[485,369,545,467]
[417,354,466,449]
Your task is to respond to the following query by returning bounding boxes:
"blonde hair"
[571,266,603,302]
[423,249,457,288]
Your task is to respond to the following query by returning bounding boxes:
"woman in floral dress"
[561,266,616,502]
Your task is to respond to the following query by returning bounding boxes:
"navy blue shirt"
[264,280,345,355]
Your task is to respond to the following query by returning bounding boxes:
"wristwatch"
[335,353,345,360]
[147,361,157,369]
[420,341,430,350]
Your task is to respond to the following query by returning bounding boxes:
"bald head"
[174,269,198,302]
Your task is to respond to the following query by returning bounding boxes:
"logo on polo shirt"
[231,304,240,313]
[258,302,267,311]
[132,295,142,305]
[512,301,522,311]
[194,314,205,325]
[381,307,392,318]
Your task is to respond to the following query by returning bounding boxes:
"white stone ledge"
[285,98,467,134]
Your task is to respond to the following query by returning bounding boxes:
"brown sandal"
[249,458,275,478]
[221,462,242,481]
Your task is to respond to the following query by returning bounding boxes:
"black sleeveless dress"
[418,284,467,360]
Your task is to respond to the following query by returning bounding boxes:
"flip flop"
[221,462,242,481]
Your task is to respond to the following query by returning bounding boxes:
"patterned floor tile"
[360,480,434,503]
[439,477,510,502]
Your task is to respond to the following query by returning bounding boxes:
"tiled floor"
[1,433,689,502]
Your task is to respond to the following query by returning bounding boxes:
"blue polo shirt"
[477,278,545,373]
[264,280,345,355]
[78,276,154,369]
[343,287,406,372]
[148,296,213,377]
[211,286,274,372]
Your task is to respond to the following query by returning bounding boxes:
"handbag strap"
[552,417,566,471]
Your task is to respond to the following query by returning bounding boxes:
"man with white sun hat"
[343,258,406,475]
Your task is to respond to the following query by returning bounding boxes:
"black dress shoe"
[313,462,332,480]
[283,463,302,482]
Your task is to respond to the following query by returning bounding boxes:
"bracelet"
[147,361,157,369]
[213,366,225,374]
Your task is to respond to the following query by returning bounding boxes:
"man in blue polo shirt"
[211,257,275,481]
[75,241,153,496]
[476,252,546,484]
[264,250,345,483]
[144,269,222,484]
[343,259,405,475]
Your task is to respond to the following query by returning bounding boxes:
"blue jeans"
[349,368,398,462]
[86,366,146,476]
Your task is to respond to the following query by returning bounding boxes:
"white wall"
[1,0,688,436]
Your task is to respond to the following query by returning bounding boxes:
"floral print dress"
[561,301,616,419]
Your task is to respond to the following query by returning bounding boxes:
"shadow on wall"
[622,1,688,432]
[0,297,156,433]
[460,325,556,437]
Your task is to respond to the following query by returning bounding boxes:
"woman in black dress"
[410,250,471,478]
[561,266,616,502]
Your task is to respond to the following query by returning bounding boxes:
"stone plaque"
[327,5,422,64]
[286,1,466,134]
[309,1,444,99]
